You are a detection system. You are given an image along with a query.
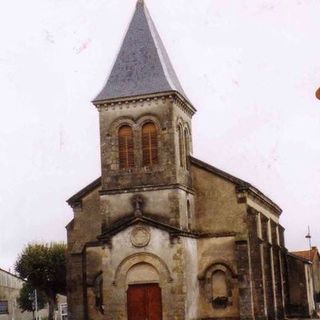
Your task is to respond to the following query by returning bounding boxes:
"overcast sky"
[1,0,320,271]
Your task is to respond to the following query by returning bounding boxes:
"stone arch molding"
[175,116,191,133]
[108,114,163,136]
[108,117,136,136]
[198,260,237,280]
[113,252,172,287]
[136,114,162,130]
[176,116,184,130]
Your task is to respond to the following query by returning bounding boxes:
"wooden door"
[127,283,162,320]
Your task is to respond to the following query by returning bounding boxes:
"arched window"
[184,128,190,169]
[187,200,191,230]
[118,125,134,169]
[142,122,158,166]
[178,125,184,167]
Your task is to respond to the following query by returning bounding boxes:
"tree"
[15,243,66,320]
[17,282,47,319]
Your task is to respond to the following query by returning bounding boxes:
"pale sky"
[1,0,320,271]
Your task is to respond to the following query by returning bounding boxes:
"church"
[66,1,315,319]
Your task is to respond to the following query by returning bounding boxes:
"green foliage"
[15,242,67,297]
[15,242,67,320]
[17,282,47,313]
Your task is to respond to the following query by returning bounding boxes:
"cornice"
[236,186,282,216]
[98,214,237,241]
[93,91,196,117]
[99,183,195,196]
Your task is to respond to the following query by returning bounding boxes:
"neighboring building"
[66,1,316,319]
[0,268,50,320]
[286,253,315,318]
[292,247,320,306]
[0,268,32,320]
[56,295,68,320]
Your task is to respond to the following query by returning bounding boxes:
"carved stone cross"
[131,195,144,216]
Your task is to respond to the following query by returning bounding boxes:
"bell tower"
[92,1,196,228]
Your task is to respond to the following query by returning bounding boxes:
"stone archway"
[111,253,172,320]
[113,252,172,287]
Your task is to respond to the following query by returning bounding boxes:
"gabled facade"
[66,2,313,319]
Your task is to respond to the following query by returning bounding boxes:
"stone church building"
[66,1,314,319]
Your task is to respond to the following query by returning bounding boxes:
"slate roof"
[93,0,188,103]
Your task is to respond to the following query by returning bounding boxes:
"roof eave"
[288,252,312,264]
[237,185,282,216]
[92,90,196,115]
[67,177,102,207]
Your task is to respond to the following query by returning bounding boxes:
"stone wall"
[191,164,247,234]
[235,239,254,320]
[98,95,193,192]
[286,254,311,317]
[247,208,266,320]
[66,186,102,320]
[270,220,284,319]
[197,236,240,319]
[100,188,194,229]
[312,249,320,303]
[261,216,276,320]
[97,225,191,320]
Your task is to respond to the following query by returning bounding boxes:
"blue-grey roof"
[93,0,188,102]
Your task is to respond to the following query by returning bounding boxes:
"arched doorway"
[126,263,163,320]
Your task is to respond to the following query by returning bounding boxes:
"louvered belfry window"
[142,122,158,166]
[118,125,134,169]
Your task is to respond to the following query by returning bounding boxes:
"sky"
[1,0,320,271]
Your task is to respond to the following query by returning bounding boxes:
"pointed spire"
[93,0,189,103]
